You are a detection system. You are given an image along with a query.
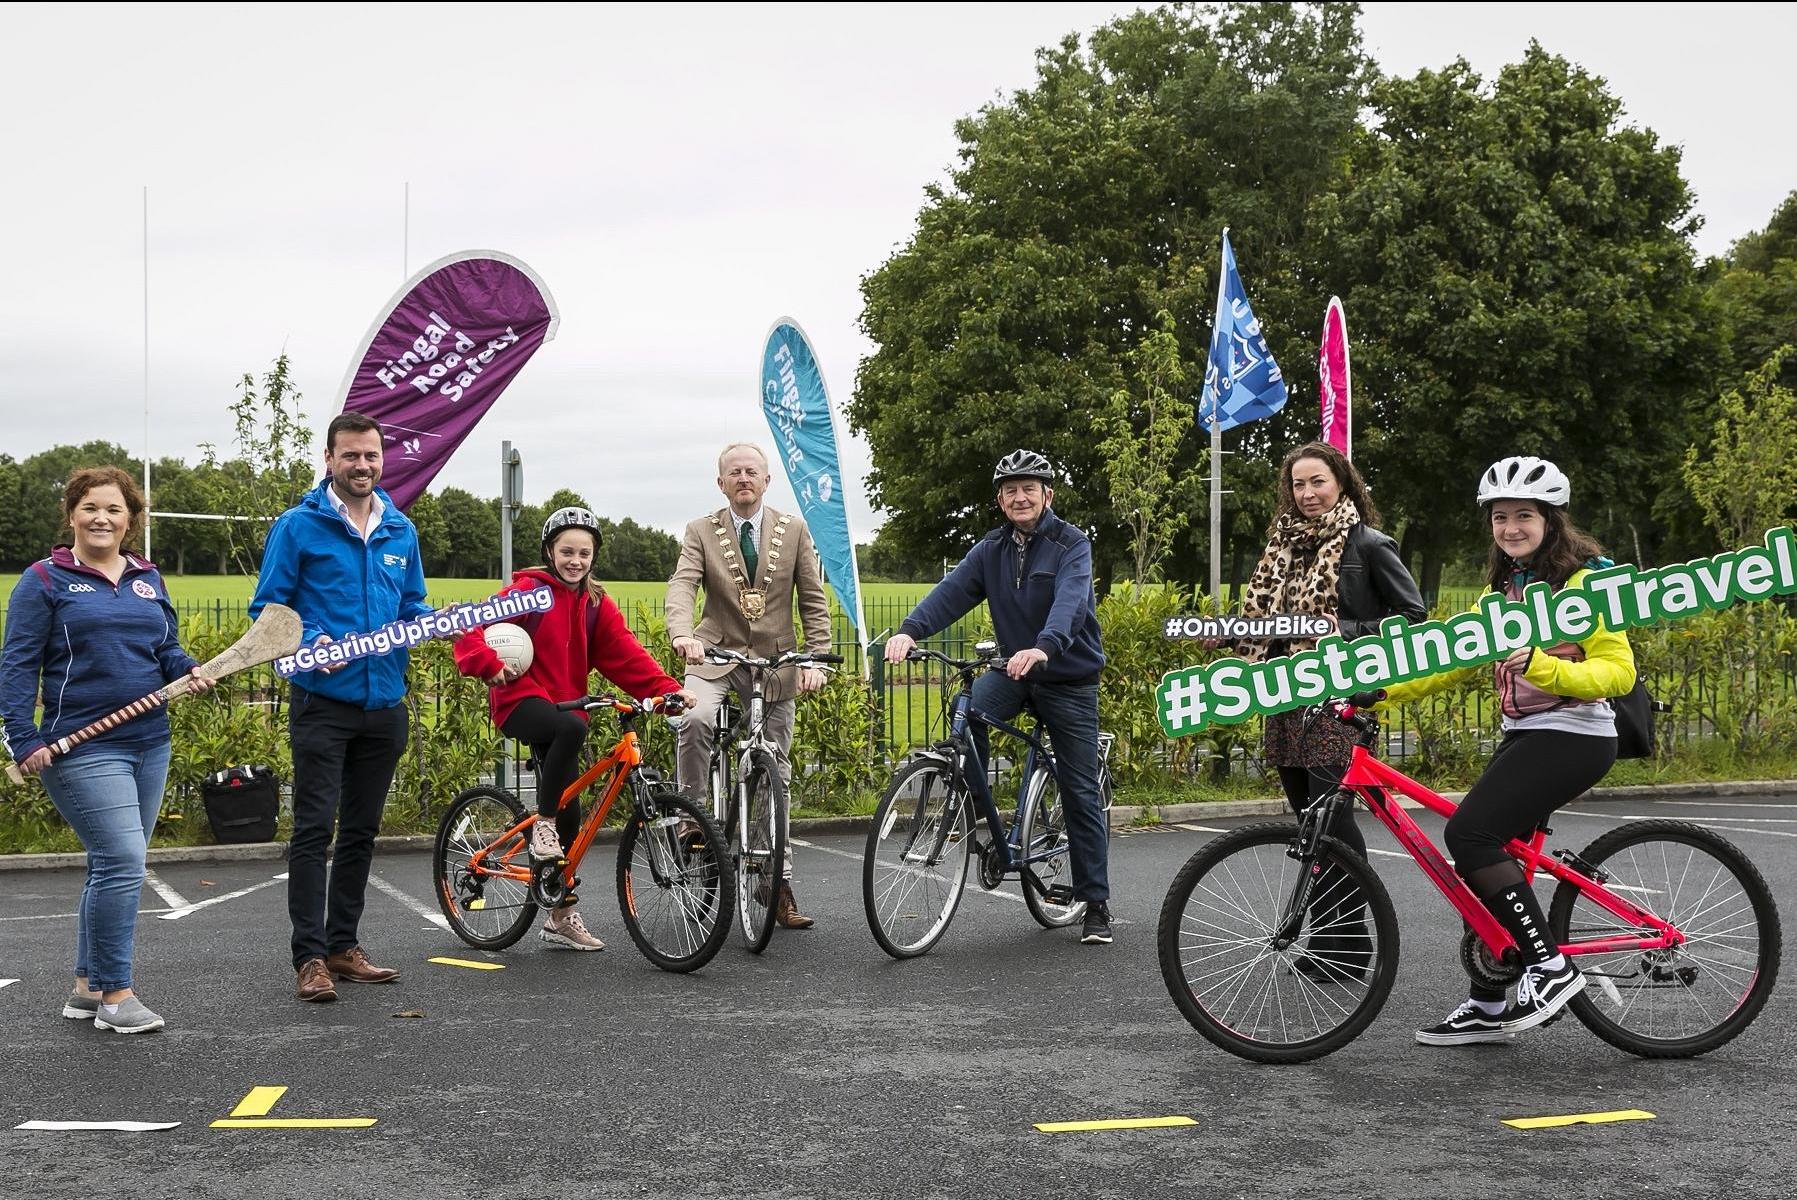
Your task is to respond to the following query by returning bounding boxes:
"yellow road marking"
[211,1087,376,1130]
[1034,1116,1197,1133]
[1503,1109,1656,1130]
[211,1118,378,1129]
[428,956,506,970]
[229,1087,287,1117]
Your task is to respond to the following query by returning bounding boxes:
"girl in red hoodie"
[453,507,689,951]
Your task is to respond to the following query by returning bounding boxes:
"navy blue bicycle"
[862,642,1114,958]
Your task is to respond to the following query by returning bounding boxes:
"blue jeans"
[967,673,1109,904]
[39,742,171,992]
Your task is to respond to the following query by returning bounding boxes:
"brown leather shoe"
[325,946,401,984]
[773,883,815,930]
[296,958,337,1003]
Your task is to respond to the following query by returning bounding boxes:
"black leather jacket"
[1336,523,1426,639]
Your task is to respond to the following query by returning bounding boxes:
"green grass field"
[0,573,1482,625]
[0,574,944,634]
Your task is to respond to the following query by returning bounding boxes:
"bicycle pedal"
[1044,884,1075,905]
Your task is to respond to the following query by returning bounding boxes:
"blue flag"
[761,319,867,652]
[1200,230,1286,431]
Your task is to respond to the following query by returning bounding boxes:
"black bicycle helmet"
[993,449,1054,485]
[541,506,604,557]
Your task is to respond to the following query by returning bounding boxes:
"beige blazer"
[665,505,832,703]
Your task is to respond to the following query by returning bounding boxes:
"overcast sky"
[3,2,1792,541]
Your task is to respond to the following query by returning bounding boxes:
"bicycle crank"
[531,861,577,909]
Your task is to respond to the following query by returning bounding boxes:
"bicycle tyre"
[863,756,972,959]
[1547,818,1781,1059]
[433,785,539,950]
[736,753,786,954]
[1018,767,1086,929]
[615,783,733,973]
[1157,821,1399,1064]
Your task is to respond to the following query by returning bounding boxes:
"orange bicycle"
[432,693,733,972]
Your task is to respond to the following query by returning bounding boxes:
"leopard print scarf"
[1235,496,1361,662]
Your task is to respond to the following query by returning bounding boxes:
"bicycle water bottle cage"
[1552,847,1608,883]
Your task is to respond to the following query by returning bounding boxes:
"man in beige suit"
[666,442,832,928]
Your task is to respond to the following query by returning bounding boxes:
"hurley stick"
[5,603,303,784]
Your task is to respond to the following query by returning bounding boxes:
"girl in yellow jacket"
[1381,457,1635,1048]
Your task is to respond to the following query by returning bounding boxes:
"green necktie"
[739,520,758,578]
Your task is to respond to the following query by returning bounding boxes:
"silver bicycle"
[694,646,842,952]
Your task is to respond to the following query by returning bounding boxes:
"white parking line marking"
[368,873,450,930]
[1173,824,1229,833]
[144,870,188,910]
[158,874,287,921]
[15,1120,181,1132]
[1,909,172,923]
[1559,810,1797,839]
[0,979,17,989]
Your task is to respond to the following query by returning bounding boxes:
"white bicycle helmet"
[993,449,1054,485]
[1477,456,1570,507]
[541,506,604,554]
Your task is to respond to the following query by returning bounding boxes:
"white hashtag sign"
[1159,672,1207,734]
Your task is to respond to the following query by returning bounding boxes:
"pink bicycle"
[1157,694,1781,1063]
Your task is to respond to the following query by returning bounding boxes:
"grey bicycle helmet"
[541,506,604,554]
[993,449,1054,485]
[1477,456,1570,507]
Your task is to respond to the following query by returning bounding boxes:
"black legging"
[1277,765,1367,862]
[500,697,588,850]
[1446,729,1617,876]
[1449,728,1616,1000]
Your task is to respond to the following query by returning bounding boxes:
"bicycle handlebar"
[903,646,1008,674]
[702,647,843,671]
[553,693,688,718]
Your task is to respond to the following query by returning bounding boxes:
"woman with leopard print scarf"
[1228,442,1425,981]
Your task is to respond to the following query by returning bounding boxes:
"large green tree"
[1711,190,1797,389]
[851,2,1372,587]
[1315,46,1716,589]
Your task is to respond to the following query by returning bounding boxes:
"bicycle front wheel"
[1018,767,1086,929]
[1548,819,1781,1058]
[616,785,733,973]
[433,785,538,950]
[1157,822,1398,1064]
[863,757,972,959]
[736,753,786,954]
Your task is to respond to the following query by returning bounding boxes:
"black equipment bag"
[201,764,280,843]
[1612,681,1669,760]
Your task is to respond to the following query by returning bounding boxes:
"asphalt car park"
[2,793,1793,1198]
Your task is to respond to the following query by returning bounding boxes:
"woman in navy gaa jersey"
[0,467,212,1034]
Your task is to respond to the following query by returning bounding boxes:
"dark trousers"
[287,687,409,968]
[967,672,1109,905]
[500,696,588,846]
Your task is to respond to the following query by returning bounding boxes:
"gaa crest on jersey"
[131,579,158,600]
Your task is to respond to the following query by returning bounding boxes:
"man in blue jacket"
[251,412,432,1002]
[883,449,1113,944]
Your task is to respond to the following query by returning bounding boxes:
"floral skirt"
[1262,706,1353,770]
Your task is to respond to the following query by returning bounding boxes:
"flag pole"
[142,185,152,561]
[1207,227,1230,603]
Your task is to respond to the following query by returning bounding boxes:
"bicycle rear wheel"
[1548,819,1781,1058]
[616,785,733,972]
[433,785,538,950]
[863,757,972,959]
[736,753,785,954]
[1018,767,1086,929]
[1157,821,1398,1064]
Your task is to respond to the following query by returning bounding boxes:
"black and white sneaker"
[1080,903,1113,945]
[1500,960,1585,1034]
[1415,1000,1513,1047]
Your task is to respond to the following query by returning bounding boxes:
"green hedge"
[3,594,1793,852]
